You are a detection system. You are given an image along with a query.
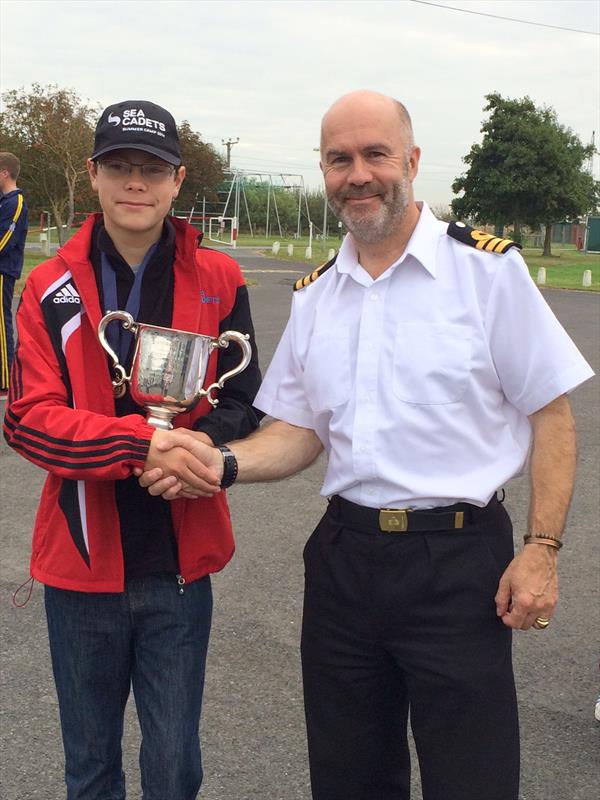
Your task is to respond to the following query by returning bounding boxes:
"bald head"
[320,91,414,155]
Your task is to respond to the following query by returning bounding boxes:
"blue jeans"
[44,574,213,800]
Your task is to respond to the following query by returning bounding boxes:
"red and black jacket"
[3,214,261,592]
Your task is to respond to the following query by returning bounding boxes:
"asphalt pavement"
[1,249,598,800]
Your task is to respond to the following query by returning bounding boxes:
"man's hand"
[495,545,558,630]
[136,420,323,500]
[137,430,222,499]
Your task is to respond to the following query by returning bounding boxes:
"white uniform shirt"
[254,203,594,509]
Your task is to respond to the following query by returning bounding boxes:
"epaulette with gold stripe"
[447,221,521,254]
[293,256,337,291]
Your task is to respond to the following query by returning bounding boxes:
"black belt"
[328,494,499,534]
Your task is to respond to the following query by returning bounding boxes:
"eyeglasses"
[98,159,176,182]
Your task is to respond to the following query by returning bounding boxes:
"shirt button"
[370,293,379,301]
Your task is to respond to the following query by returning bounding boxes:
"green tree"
[452,93,598,256]
[176,121,226,211]
[0,84,98,244]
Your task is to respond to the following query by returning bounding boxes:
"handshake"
[133,420,323,499]
[134,429,227,501]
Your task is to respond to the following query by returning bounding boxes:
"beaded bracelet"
[523,534,563,550]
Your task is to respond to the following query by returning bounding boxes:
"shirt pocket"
[392,323,472,404]
[303,327,352,412]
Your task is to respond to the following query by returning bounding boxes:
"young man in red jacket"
[3,101,262,800]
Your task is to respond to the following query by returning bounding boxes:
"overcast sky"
[1,0,599,206]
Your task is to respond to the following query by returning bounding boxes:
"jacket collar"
[57,214,106,333]
[169,216,203,332]
[57,214,203,334]
[171,215,202,267]
[0,188,22,200]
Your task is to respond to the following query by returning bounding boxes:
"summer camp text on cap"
[92,100,182,166]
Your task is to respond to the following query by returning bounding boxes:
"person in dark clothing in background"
[0,151,28,399]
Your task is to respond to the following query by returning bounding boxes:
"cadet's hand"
[136,430,223,499]
[495,545,558,630]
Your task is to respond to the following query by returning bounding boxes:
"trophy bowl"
[98,311,252,430]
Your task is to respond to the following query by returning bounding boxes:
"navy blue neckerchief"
[101,242,158,364]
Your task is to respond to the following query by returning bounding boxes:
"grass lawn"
[17,238,600,295]
[520,248,600,291]
[257,241,600,292]
[26,227,78,244]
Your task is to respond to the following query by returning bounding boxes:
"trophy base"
[146,406,180,431]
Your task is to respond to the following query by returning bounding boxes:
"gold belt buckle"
[379,509,409,533]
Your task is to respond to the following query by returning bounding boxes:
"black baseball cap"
[91,100,182,166]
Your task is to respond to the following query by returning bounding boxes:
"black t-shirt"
[91,220,179,578]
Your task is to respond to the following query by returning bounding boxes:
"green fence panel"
[586,217,600,253]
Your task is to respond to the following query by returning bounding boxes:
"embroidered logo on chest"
[200,290,220,304]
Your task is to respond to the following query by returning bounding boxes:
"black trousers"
[301,496,520,800]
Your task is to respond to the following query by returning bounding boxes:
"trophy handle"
[97,311,137,396]
[202,331,252,408]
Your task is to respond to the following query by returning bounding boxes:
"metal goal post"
[207,216,238,248]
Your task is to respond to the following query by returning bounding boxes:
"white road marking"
[240,268,304,274]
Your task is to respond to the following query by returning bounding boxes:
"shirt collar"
[335,201,443,282]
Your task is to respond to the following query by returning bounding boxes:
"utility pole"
[222,137,240,168]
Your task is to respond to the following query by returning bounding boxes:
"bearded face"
[326,162,411,244]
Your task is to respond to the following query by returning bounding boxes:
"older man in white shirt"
[140,90,594,800]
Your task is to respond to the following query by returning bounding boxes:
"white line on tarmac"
[240,268,304,274]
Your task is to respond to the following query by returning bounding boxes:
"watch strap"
[217,445,238,489]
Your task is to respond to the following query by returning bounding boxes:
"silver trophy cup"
[98,311,252,430]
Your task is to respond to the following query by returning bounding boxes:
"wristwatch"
[217,445,238,489]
